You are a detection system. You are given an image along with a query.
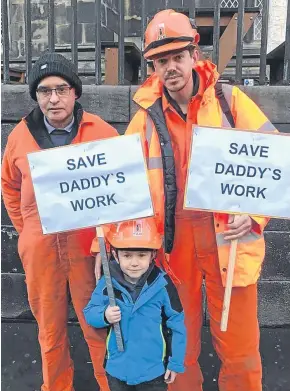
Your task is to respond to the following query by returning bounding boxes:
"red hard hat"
[143,9,200,59]
[106,218,162,250]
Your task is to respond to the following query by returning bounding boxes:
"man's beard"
[166,82,186,92]
[165,77,186,92]
[165,71,190,93]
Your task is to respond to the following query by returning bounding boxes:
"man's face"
[153,49,197,92]
[36,76,77,127]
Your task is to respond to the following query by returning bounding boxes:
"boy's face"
[117,250,154,281]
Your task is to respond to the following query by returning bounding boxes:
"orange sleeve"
[250,216,270,234]
[1,143,24,234]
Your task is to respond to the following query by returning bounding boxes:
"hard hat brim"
[109,239,162,250]
[144,40,192,60]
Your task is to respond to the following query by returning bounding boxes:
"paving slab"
[2,323,289,391]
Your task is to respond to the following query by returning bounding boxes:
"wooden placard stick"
[96,226,124,351]
[220,236,238,332]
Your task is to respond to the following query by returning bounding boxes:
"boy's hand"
[164,369,177,384]
[105,306,121,324]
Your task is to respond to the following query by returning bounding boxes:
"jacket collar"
[133,60,220,111]
[110,259,161,292]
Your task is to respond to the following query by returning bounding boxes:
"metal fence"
[1,0,290,85]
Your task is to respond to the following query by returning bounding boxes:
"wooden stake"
[220,238,238,332]
[96,226,124,351]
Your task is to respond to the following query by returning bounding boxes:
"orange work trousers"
[168,214,262,391]
[21,230,109,391]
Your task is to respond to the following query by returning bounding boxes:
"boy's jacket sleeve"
[163,275,186,373]
[83,278,110,328]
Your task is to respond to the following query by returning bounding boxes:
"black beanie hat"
[29,52,82,101]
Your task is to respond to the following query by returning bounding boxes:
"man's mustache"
[165,72,181,80]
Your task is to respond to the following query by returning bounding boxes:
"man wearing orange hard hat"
[123,8,276,391]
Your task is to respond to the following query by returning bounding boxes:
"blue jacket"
[83,263,186,385]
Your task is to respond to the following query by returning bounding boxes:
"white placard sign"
[28,134,153,234]
[184,126,290,219]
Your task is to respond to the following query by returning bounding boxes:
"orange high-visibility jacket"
[126,60,275,287]
[2,104,118,261]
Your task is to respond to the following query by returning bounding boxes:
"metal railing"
[1,0,290,85]
[284,0,290,83]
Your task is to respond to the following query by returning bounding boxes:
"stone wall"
[8,0,118,59]
[267,0,287,53]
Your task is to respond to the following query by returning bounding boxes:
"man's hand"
[105,306,121,324]
[224,215,252,241]
[164,369,177,384]
[95,253,102,283]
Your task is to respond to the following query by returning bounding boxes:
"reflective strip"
[221,84,234,128]
[222,111,232,128]
[145,117,154,148]
[221,84,233,108]
[216,231,264,247]
[160,324,166,361]
[147,156,163,170]
[145,115,162,170]
[106,327,112,359]
[257,120,277,132]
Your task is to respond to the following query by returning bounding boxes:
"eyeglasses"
[36,85,72,98]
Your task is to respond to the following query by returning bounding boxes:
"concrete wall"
[1,85,290,390]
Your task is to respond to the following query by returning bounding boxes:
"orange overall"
[124,60,273,391]
[2,109,118,391]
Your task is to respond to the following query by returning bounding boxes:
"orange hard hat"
[106,218,162,250]
[143,9,200,59]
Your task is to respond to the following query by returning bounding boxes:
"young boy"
[83,218,186,390]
